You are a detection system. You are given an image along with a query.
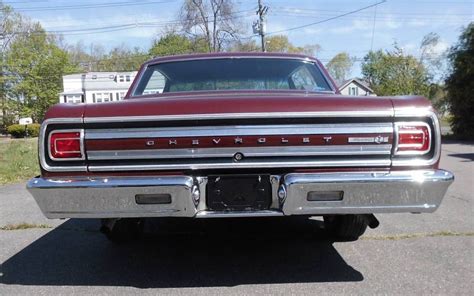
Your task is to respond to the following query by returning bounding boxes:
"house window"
[94,92,113,103]
[66,95,82,103]
[119,92,126,100]
[119,75,125,82]
[349,86,359,96]
[126,75,131,82]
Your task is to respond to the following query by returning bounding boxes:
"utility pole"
[253,0,268,52]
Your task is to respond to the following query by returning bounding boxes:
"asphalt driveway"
[0,141,472,295]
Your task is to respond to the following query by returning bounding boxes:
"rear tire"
[323,214,368,241]
[100,218,143,243]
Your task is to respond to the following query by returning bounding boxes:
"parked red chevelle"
[27,52,454,242]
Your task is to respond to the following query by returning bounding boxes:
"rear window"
[132,58,332,96]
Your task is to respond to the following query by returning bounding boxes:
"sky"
[4,0,473,76]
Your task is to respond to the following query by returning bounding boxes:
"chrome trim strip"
[148,54,316,64]
[87,158,391,172]
[39,118,87,172]
[83,110,395,124]
[28,176,194,189]
[85,123,394,139]
[87,145,393,160]
[195,210,284,218]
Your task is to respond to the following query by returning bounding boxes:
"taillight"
[49,130,84,160]
[395,123,431,155]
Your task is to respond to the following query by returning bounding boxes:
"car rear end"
[27,53,454,241]
[28,99,453,219]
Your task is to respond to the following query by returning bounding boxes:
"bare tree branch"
[179,0,241,52]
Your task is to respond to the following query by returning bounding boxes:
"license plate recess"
[206,175,272,211]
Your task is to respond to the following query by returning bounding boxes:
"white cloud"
[429,40,450,56]
[329,15,402,35]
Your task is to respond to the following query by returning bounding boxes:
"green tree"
[325,52,354,84]
[99,44,148,71]
[229,39,260,52]
[6,23,78,122]
[64,41,106,72]
[1,2,28,129]
[445,23,474,139]
[361,46,430,97]
[265,35,320,56]
[149,33,208,56]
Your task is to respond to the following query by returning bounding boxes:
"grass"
[0,222,52,231]
[439,116,452,128]
[362,231,474,241]
[0,138,40,185]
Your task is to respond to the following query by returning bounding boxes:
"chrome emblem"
[257,137,266,144]
[192,139,199,145]
[323,136,332,144]
[303,137,310,143]
[169,139,177,145]
[281,138,289,143]
[348,136,388,144]
[374,136,385,144]
[212,138,221,144]
[234,137,243,144]
[146,140,155,146]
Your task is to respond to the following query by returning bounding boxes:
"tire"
[100,218,143,243]
[323,214,368,241]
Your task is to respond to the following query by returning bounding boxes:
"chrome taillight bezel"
[394,122,432,156]
[48,129,85,161]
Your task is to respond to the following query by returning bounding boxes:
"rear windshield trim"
[131,57,335,97]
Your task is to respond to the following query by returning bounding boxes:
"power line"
[270,12,471,22]
[6,0,177,12]
[266,0,387,35]
[370,1,377,51]
[272,6,473,17]
[5,9,256,36]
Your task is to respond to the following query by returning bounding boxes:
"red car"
[27,52,454,242]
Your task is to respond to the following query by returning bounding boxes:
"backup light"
[49,130,84,160]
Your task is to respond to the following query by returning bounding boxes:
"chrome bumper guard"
[27,170,454,219]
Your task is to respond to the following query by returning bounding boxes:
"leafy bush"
[445,23,474,140]
[7,123,41,138]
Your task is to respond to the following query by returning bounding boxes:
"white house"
[59,71,139,104]
[339,78,376,96]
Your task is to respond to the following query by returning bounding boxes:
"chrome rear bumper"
[27,170,454,219]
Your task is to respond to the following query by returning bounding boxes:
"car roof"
[146,52,318,65]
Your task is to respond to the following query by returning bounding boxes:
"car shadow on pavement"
[447,153,474,161]
[1,217,363,288]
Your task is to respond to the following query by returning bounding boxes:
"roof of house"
[63,71,138,79]
[59,89,84,95]
[339,78,374,93]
